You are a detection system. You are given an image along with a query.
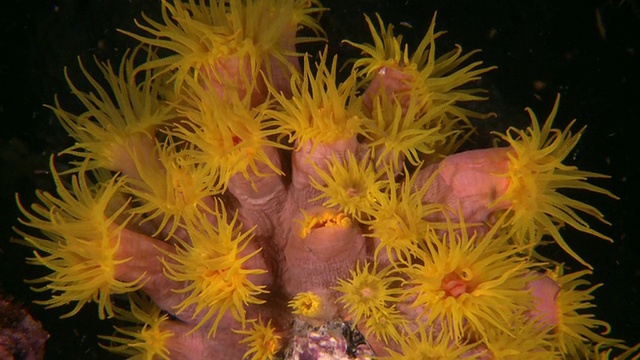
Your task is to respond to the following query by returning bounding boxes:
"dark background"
[1,0,638,358]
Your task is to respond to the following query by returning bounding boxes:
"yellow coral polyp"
[298,209,352,239]
[547,267,624,358]
[289,291,323,318]
[49,48,174,174]
[406,222,532,341]
[382,327,480,360]
[124,140,221,239]
[100,293,174,360]
[124,0,324,93]
[160,205,268,337]
[363,307,407,345]
[366,90,451,170]
[14,157,142,319]
[170,78,288,189]
[363,168,440,263]
[479,319,560,360]
[268,48,365,146]
[334,261,405,344]
[492,94,617,268]
[309,151,387,222]
[346,12,495,127]
[235,316,282,360]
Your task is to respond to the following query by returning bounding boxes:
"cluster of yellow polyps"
[14,0,636,359]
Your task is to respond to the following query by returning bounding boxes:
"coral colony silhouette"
[12,0,640,359]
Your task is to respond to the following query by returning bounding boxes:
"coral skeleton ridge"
[13,0,638,359]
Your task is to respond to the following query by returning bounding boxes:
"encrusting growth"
[12,0,636,358]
